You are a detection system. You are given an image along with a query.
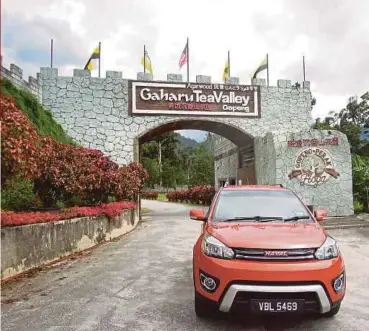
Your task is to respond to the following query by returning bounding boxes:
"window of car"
[211,189,311,222]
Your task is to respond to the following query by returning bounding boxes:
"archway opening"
[137,119,256,191]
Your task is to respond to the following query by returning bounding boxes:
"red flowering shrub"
[1,95,149,209]
[0,95,42,185]
[166,186,215,205]
[1,201,136,227]
[141,192,159,200]
[35,138,148,206]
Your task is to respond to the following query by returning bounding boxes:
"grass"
[1,78,74,145]
[157,193,168,202]
[141,207,151,214]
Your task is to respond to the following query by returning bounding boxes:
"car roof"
[221,185,289,191]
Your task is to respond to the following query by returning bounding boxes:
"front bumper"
[219,283,332,313]
[193,245,345,314]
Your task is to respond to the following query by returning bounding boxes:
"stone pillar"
[251,78,266,86]
[277,79,292,88]
[73,69,91,77]
[137,72,153,81]
[167,74,182,82]
[196,75,211,83]
[10,64,23,79]
[106,71,123,79]
[39,67,58,78]
[225,77,239,85]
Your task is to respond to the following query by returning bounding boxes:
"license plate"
[250,299,304,313]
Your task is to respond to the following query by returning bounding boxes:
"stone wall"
[213,128,353,216]
[1,56,41,101]
[39,68,313,166]
[1,209,139,280]
[214,151,239,187]
[254,133,277,185]
[271,129,353,216]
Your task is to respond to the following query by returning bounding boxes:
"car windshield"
[212,189,311,222]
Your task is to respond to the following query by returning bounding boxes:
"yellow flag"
[222,61,229,82]
[141,51,153,74]
[251,55,268,79]
[84,46,100,71]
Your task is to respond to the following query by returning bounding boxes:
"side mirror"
[314,209,327,222]
[190,209,206,221]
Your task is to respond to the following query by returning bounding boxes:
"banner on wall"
[128,81,261,118]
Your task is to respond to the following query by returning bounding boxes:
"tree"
[313,92,369,155]
[189,145,214,186]
[141,157,159,188]
[141,132,180,187]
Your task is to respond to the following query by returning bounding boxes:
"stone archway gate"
[39,68,354,216]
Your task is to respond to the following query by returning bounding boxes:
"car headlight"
[201,233,234,259]
[315,236,340,260]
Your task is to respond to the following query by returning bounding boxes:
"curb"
[357,214,369,222]
[324,223,369,230]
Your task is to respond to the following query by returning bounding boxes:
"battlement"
[39,66,311,91]
[1,55,41,101]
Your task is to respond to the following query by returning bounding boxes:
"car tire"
[195,292,216,318]
[324,303,341,317]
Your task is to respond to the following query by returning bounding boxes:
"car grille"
[231,291,320,314]
[232,248,316,261]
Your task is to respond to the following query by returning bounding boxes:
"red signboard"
[287,137,339,147]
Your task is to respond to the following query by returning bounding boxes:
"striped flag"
[222,51,230,82]
[141,49,153,74]
[178,41,188,68]
[84,45,100,71]
[222,61,229,83]
[251,55,268,79]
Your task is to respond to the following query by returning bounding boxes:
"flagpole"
[266,53,269,86]
[144,45,146,74]
[98,41,101,78]
[50,39,54,68]
[303,55,306,81]
[187,37,189,83]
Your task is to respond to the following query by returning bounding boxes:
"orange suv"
[190,185,345,318]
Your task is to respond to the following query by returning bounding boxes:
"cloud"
[1,9,87,77]
[252,0,369,97]
[2,0,368,133]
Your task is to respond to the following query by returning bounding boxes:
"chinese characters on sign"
[287,137,339,147]
[128,81,261,117]
[288,147,340,188]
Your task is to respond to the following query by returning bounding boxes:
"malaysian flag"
[178,41,188,68]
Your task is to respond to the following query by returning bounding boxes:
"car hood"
[207,222,326,249]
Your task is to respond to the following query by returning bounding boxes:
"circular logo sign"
[288,147,340,187]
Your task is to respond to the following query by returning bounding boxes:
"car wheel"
[195,292,216,318]
[324,303,341,317]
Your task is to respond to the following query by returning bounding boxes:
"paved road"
[1,200,369,331]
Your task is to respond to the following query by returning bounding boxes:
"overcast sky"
[2,0,369,142]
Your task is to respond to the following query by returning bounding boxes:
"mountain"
[177,135,200,149]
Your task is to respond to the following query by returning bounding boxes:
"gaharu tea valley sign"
[128,81,261,117]
[287,137,339,147]
[288,147,340,188]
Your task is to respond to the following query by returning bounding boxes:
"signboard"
[287,137,339,147]
[288,147,340,188]
[128,81,261,117]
